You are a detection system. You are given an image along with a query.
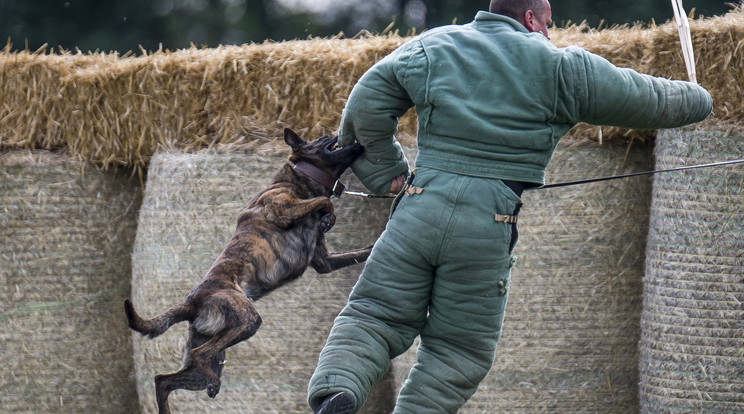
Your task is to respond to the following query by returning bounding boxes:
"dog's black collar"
[292,161,346,197]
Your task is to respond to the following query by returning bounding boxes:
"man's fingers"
[390,174,406,193]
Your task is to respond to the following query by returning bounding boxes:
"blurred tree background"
[0,0,734,53]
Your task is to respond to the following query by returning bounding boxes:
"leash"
[531,158,744,190]
[343,158,744,197]
[344,170,418,200]
[344,190,395,199]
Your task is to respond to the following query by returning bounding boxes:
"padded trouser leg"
[308,169,521,413]
[308,221,435,411]
[394,256,512,413]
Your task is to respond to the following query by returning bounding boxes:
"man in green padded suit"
[308,0,713,412]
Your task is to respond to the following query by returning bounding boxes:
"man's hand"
[390,174,406,194]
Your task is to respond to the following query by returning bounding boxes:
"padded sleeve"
[337,43,421,195]
[564,47,713,129]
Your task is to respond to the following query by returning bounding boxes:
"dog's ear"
[284,128,305,152]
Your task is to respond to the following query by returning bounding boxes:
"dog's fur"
[124,129,372,413]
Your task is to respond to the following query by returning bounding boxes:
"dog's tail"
[124,299,193,339]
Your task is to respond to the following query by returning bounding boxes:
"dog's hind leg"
[190,292,262,398]
[154,329,226,414]
[124,299,193,339]
[154,367,203,414]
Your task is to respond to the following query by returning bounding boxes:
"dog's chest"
[280,216,320,261]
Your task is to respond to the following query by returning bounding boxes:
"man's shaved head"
[489,0,547,22]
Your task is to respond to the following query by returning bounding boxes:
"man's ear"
[284,128,305,151]
[523,10,536,32]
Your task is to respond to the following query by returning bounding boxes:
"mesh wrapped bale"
[639,129,744,413]
[0,150,141,413]
[130,149,395,413]
[434,137,652,412]
[388,137,653,412]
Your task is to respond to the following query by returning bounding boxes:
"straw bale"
[0,36,409,173]
[0,15,694,172]
[552,21,651,70]
[644,6,744,129]
[12,7,744,169]
[130,150,395,413]
[0,51,69,151]
[639,129,744,413]
[5,5,744,168]
[390,136,654,412]
[0,150,141,413]
[551,20,659,145]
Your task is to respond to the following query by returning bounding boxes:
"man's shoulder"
[416,23,470,41]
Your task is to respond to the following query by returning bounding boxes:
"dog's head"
[284,128,363,180]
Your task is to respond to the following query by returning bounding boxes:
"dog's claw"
[320,213,336,232]
[207,380,221,398]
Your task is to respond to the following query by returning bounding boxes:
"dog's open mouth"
[322,136,362,159]
[325,137,340,152]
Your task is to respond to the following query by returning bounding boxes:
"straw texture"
[639,129,744,413]
[0,36,409,173]
[0,150,141,413]
[8,8,744,171]
[130,150,394,413]
[4,6,744,413]
[644,6,744,128]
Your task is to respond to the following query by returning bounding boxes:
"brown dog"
[124,128,373,413]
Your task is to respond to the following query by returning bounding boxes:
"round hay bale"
[130,150,394,413]
[468,138,652,412]
[391,138,654,412]
[0,150,141,413]
[639,129,744,413]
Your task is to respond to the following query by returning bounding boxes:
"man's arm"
[565,47,713,129]
[338,44,419,195]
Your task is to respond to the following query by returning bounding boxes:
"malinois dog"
[124,128,373,413]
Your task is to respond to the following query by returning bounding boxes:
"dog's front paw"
[320,213,336,232]
[207,378,221,399]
